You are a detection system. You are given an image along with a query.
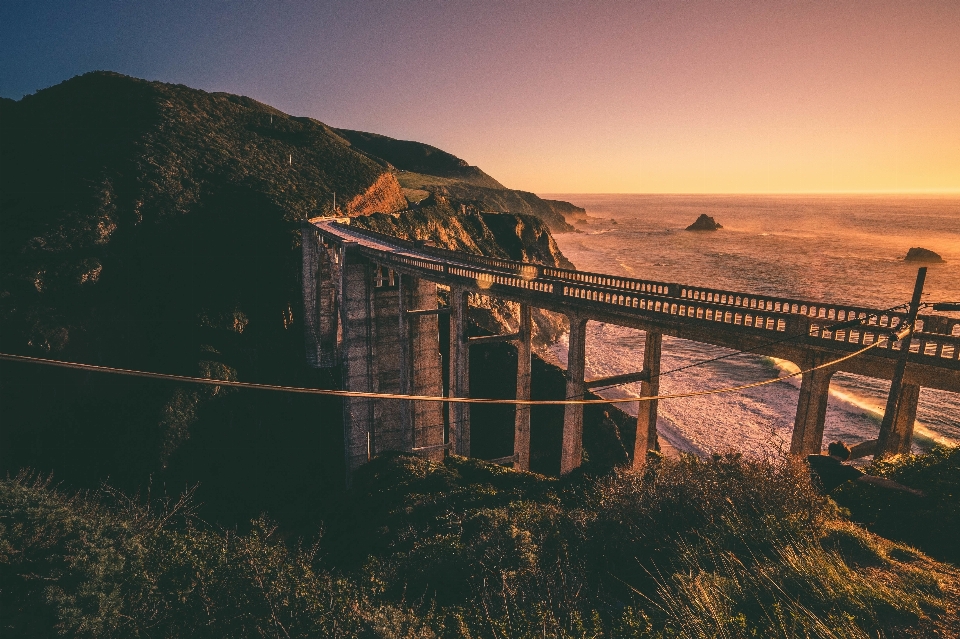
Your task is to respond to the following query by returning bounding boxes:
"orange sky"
[5,0,959,193]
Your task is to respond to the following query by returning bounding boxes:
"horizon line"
[536,190,960,196]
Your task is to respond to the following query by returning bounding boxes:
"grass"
[3,450,957,638]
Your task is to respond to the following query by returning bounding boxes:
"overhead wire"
[0,337,886,406]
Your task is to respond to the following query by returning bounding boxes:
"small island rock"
[685,214,723,231]
[904,247,945,263]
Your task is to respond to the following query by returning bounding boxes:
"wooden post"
[876,268,927,458]
[561,315,587,474]
[449,287,471,457]
[632,331,662,469]
[513,304,533,471]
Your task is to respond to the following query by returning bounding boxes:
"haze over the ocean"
[3,0,958,194]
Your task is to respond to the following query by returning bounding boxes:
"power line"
[0,340,884,406]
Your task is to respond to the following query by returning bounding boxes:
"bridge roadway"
[304,218,960,480]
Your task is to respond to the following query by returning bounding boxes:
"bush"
[833,445,960,564]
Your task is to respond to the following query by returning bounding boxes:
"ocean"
[540,194,960,456]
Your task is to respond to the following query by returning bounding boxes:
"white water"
[543,194,960,455]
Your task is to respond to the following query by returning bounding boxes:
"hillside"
[335,128,584,231]
[0,72,584,525]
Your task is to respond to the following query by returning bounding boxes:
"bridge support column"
[876,382,921,457]
[405,276,445,461]
[302,224,340,367]
[789,355,837,455]
[449,287,471,457]
[513,304,533,471]
[561,315,587,474]
[632,331,662,469]
[339,246,377,481]
[302,222,321,366]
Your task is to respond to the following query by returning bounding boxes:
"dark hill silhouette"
[0,72,585,527]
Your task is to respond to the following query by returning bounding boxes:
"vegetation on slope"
[3,452,957,638]
[834,445,960,565]
[335,128,506,189]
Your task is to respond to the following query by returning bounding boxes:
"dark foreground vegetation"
[4,451,958,638]
[835,445,960,565]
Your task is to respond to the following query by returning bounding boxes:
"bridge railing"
[315,221,960,366]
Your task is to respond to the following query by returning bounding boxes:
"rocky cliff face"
[344,172,408,216]
[422,183,580,232]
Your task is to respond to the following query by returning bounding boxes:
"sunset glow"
[3,0,958,193]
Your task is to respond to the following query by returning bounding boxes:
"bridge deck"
[312,220,960,393]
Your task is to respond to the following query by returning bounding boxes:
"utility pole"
[875,267,927,458]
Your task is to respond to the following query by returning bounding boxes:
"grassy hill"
[335,128,506,189]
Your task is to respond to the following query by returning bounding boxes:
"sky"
[3,0,959,194]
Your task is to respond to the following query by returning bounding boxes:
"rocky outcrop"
[345,172,407,216]
[423,183,577,232]
[685,214,723,231]
[904,247,945,263]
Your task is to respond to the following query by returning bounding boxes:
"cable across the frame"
[0,338,886,406]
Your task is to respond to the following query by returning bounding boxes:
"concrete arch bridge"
[302,218,960,482]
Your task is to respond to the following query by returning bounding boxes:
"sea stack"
[904,247,945,263]
[685,214,723,231]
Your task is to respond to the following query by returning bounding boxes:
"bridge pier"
[339,246,377,479]
[337,248,445,482]
[302,224,340,367]
[561,315,588,474]
[449,286,471,457]
[514,304,533,471]
[632,331,662,469]
[402,276,446,461]
[789,354,837,455]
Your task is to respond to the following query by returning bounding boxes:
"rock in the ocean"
[685,214,723,231]
[904,247,945,263]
